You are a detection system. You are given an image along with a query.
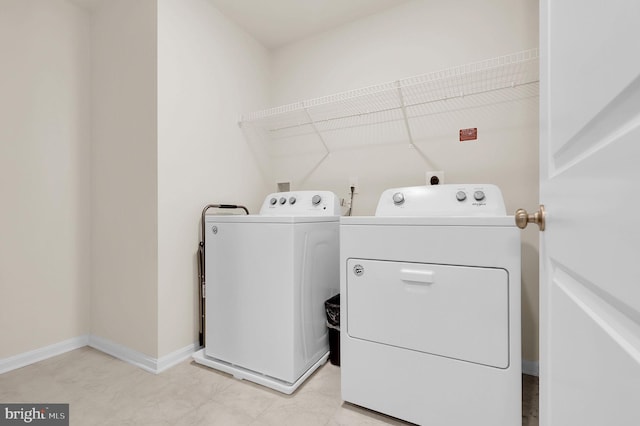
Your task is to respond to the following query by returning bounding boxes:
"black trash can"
[324,294,340,366]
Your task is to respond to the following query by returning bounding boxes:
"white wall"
[0,0,90,357]
[269,0,540,362]
[90,0,159,357]
[157,0,271,357]
[272,0,539,104]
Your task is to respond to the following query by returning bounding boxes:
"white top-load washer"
[193,191,340,394]
[340,184,521,425]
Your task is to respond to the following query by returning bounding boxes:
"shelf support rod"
[395,81,416,147]
[395,81,438,168]
[303,107,330,156]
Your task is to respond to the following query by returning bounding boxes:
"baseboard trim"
[1,336,201,376]
[522,359,539,376]
[0,335,89,375]
[157,343,201,373]
[88,336,199,374]
[87,335,157,374]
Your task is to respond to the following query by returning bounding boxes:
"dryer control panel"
[260,191,340,216]
[375,184,506,217]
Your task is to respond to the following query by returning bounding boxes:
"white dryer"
[193,191,340,394]
[340,184,521,425]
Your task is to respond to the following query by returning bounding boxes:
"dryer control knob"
[289,196,296,205]
[270,198,277,205]
[474,191,485,201]
[392,192,405,205]
[312,195,322,205]
[279,197,287,205]
[456,191,467,201]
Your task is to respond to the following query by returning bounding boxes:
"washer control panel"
[260,191,340,216]
[375,184,506,217]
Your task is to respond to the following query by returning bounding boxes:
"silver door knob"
[515,205,546,231]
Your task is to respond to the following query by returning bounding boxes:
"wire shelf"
[240,48,539,155]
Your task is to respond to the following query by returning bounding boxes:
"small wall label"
[459,128,478,141]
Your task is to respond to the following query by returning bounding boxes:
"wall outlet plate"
[425,171,444,185]
[277,181,291,192]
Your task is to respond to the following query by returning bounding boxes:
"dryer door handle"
[400,269,434,284]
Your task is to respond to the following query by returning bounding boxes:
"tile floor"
[0,347,538,425]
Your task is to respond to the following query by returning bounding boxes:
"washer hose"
[347,186,355,216]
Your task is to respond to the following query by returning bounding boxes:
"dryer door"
[346,259,509,368]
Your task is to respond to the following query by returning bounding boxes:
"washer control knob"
[392,192,405,205]
[279,197,287,205]
[474,191,485,201]
[270,197,277,205]
[456,191,467,202]
[312,195,322,205]
[289,196,296,205]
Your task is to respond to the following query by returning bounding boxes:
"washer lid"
[375,184,506,217]
[206,215,338,224]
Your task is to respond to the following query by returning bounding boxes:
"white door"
[540,1,640,424]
